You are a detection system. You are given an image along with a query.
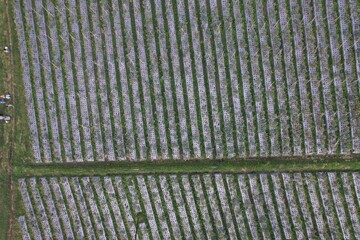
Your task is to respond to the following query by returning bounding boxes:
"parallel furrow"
[34,0,62,161]
[181,175,204,239]
[191,174,216,239]
[103,177,128,239]
[53,0,84,161]
[249,174,271,239]
[18,216,31,240]
[325,0,352,153]
[255,0,281,155]
[187,0,213,158]
[49,178,75,239]
[164,0,191,158]
[137,176,161,239]
[40,178,64,239]
[98,0,126,160]
[45,0,75,162]
[77,0,104,161]
[122,0,148,160]
[221,0,247,156]
[29,178,53,239]
[19,179,42,239]
[125,176,150,239]
[198,0,224,158]
[147,176,172,239]
[153,0,181,159]
[327,173,352,239]
[317,172,341,239]
[304,173,329,239]
[282,173,305,239]
[259,174,282,239]
[289,0,315,154]
[209,0,235,157]
[133,0,158,160]
[81,177,107,239]
[92,177,118,239]
[169,175,193,239]
[176,0,202,158]
[293,173,317,239]
[341,173,360,239]
[110,0,137,160]
[271,173,293,239]
[59,177,85,239]
[13,0,41,162]
[23,0,52,162]
[312,0,339,154]
[64,0,94,161]
[266,0,292,155]
[68,177,96,239]
[88,0,116,161]
[278,0,303,155]
[300,0,326,154]
[238,174,260,239]
[337,0,360,151]
[143,0,169,159]
[243,0,269,156]
[232,0,258,156]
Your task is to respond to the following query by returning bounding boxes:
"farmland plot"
[14,0,360,162]
[17,172,360,239]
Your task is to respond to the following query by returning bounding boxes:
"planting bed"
[13,0,360,162]
[17,172,360,239]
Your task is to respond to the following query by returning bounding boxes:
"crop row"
[17,172,360,239]
[14,0,360,162]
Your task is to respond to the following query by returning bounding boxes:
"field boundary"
[13,155,360,178]
[5,0,15,238]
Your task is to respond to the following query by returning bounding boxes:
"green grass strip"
[13,155,360,177]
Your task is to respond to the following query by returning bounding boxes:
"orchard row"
[14,0,360,162]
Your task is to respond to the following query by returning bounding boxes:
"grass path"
[13,155,360,178]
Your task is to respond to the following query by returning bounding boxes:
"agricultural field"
[4,0,360,238]
[16,172,360,239]
[13,0,360,163]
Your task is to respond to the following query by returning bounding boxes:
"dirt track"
[5,0,15,238]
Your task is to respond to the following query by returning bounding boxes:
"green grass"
[0,0,32,238]
[12,155,360,178]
